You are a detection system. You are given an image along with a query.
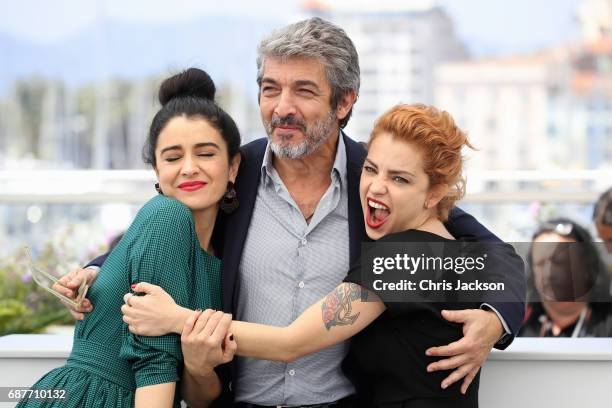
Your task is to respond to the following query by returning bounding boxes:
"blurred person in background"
[593,187,612,294]
[519,218,612,337]
[593,187,612,253]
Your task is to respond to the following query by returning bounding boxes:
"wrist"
[485,310,503,343]
[85,267,99,283]
[186,363,216,381]
[174,306,193,334]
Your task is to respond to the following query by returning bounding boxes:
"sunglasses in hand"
[23,246,89,308]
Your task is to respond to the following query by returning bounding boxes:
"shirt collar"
[261,131,348,188]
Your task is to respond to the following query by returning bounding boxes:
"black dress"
[343,230,479,408]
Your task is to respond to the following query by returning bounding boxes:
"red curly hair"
[369,104,474,221]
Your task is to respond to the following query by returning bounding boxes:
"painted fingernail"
[229,334,234,341]
[130,284,136,290]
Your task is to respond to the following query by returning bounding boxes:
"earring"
[220,181,239,213]
[155,183,163,195]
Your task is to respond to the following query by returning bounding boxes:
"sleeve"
[445,207,527,348]
[119,198,195,388]
[85,253,109,268]
[444,206,500,242]
[343,254,366,287]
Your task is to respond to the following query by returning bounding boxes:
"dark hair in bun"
[143,68,240,167]
[158,67,216,105]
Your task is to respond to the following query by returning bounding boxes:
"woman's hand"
[181,310,237,378]
[54,267,97,320]
[122,282,189,336]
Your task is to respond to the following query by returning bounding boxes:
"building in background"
[303,0,467,141]
[435,49,570,171]
[1,0,610,252]
[435,0,612,172]
[578,0,612,40]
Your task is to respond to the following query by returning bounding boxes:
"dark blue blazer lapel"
[216,138,267,313]
[343,132,369,265]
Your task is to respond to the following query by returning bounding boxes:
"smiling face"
[154,115,239,213]
[259,57,350,159]
[360,132,441,240]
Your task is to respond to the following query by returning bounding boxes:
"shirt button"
[288,369,295,376]
[301,238,307,245]
[298,281,305,288]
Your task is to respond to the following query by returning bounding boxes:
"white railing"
[1,335,611,408]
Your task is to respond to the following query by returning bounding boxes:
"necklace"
[539,307,588,337]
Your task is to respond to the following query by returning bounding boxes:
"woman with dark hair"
[519,218,612,337]
[18,68,241,408]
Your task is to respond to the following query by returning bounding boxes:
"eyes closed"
[163,151,216,163]
[160,143,221,163]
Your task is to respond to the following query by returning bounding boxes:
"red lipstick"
[365,197,390,229]
[178,181,207,192]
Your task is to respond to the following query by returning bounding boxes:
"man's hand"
[122,282,188,336]
[182,310,237,378]
[425,309,503,394]
[54,267,97,320]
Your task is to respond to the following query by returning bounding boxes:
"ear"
[335,90,358,122]
[426,184,449,209]
[229,153,242,183]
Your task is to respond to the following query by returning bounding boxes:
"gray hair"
[256,17,360,129]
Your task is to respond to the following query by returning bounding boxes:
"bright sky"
[0,0,581,55]
[0,0,298,43]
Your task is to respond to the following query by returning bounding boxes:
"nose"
[273,89,297,118]
[368,175,387,196]
[181,155,199,177]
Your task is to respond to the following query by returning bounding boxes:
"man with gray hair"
[69,17,525,407]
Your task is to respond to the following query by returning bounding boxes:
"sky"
[0,0,582,56]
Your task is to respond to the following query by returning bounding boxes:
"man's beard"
[265,110,337,159]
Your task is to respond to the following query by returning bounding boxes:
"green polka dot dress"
[17,195,222,407]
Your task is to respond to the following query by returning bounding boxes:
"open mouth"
[366,198,390,228]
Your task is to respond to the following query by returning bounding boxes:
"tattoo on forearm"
[321,283,366,330]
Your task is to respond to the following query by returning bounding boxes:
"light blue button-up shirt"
[234,135,355,405]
